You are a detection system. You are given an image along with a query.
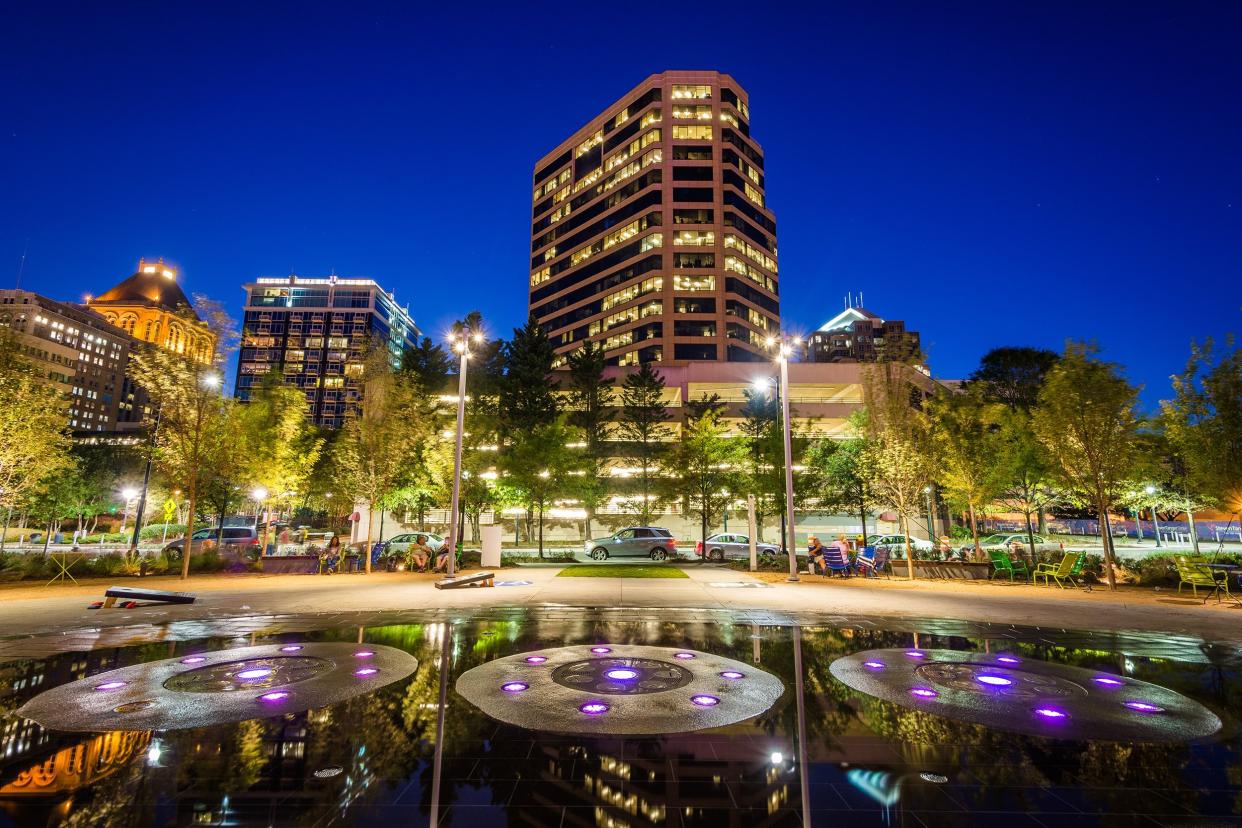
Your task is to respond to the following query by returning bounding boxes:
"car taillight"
[695,541,703,553]
[668,539,677,548]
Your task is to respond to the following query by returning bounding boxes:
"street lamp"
[762,332,803,582]
[119,487,139,535]
[252,487,270,554]
[445,328,484,579]
[1144,485,1163,548]
[923,485,936,547]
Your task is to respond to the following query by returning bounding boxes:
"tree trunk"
[1024,509,1037,560]
[538,501,544,559]
[585,504,594,544]
[1037,506,1048,534]
[1186,503,1200,555]
[363,501,372,574]
[859,496,868,542]
[180,485,197,580]
[968,503,981,560]
[1098,504,1117,591]
[901,513,916,580]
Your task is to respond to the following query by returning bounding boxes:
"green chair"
[1176,556,1229,602]
[1033,552,1080,588]
[988,549,1029,581]
[1066,552,1092,591]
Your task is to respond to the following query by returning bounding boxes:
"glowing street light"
[762,331,804,582]
[444,327,484,579]
[119,486,139,535]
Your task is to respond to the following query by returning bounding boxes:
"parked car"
[584,527,678,561]
[866,534,935,555]
[163,526,260,557]
[695,533,780,563]
[384,532,447,556]
[962,533,1061,557]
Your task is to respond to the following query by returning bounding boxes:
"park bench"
[99,586,197,608]
[434,571,495,589]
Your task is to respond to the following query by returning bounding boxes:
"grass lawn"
[557,565,689,579]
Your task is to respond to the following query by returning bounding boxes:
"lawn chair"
[1065,551,1092,591]
[821,545,853,578]
[988,549,1029,581]
[871,546,892,578]
[1034,552,1081,588]
[855,546,878,577]
[1176,556,1230,603]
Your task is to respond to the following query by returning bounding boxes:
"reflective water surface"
[1,611,1240,827]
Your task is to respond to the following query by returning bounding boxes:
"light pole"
[1145,485,1162,548]
[252,487,270,554]
[923,485,936,546]
[445,328,483,579]
[119,487,139,536]
[763,333,803,582]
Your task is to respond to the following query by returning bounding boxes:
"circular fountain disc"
[830,649,1222,742]
[456,645,783,735]
[17,643,417,732]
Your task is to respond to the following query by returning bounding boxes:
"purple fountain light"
[690,695,720,707]
[524,656,548,664]
[579,701,609,715]
[975,675,1013,687]
[94,681,127,691]
[604,668,639,681]
[996,656,1020,664]
[259,691,290,702]
[720,671,745,680]
[673,652,696,660]
[501,682,529,693]
[354,667,379,677]
[910,687,938,699]
[353,651,374,658]
[905,650,926,658]
[236,668,274,681]
[590,647,612,655]
[863,661,886,669]
[1033,707,1068,719]
[180,657,206,665]
[279,645,303,653]
[1092,677,1124,686]
[1123,701,1164,713]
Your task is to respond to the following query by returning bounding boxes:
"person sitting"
[407,534,433,572]
[432,541,453,573]
[807,536,826,576]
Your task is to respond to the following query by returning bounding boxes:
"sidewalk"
[1,565,1238,645]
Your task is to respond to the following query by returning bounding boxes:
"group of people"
[402,534,452,573]
[806,534,856,577]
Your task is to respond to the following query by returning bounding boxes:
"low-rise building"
[807,306,922,365]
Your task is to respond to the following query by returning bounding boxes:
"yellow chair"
[1033,553,1081,588]
[1176,557,1229,602]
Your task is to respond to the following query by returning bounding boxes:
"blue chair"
[855,546,877,576]
[822,545,853,578]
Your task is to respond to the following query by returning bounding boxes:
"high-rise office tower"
[235,275,420,429]
[529,71,779,367]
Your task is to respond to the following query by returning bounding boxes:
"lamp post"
[1145,485,1162,548]
[923,485,936,546]
[252,487,270,554]
[763,333,803,582]
[119,487,139,536]
[445,328,483,579]
[128,409,162,558]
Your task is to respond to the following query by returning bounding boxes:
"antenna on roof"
[859,291,864,308]
[14,243,27,290]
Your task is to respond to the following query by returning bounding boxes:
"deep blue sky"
[3,1,1239,408]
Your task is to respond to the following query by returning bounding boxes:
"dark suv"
[584,527,678,561]
[163,526,260,559]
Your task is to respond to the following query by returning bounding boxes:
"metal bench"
[101,586,197,607]
[434,572,495,590]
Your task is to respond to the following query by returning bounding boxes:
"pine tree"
[617,361,671,524]
[565,341,614,539]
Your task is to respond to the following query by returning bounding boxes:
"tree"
[859,362,936,578]
[968,347,1060,411]
[813,412,881,540]
[127,345,236,579]
[0,333,73,519]
[498,315,559,439]
[330,351,423,572]
[665,410,747,546]
[502,419,578,557]
[995,409,1060,559]
[929,386,1012,558]
[400,336,452,395]
[1032,343,1142,590]
[616,361,671,524]
[738,387,782,541]
[565,341,614,540]
[1163,338,1242,516]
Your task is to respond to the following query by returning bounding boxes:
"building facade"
[88,259,216,364]
[0,290,133,433]
[235,275,421,428]
[807,307,923,365]
[529,70,779,368]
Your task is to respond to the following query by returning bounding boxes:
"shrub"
[139,523,186,540]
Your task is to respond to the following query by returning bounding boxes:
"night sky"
[3,1,1239,408]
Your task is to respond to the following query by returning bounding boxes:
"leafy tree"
[0,333,73,518]
[1032,343,1142,590]
[1163,337,1242,515]
[330,351,424,572]
[565,341,614,540]
[664,410,747,546]
[859,362,936,578]
[501,418,578,556]
[616,361,671,524]
[995,409,1060,558]
[929,386,1012,557]
[685,392,725,420]
[400,336,452,395]
[812,412,881,539]
[968,347,1060,411]
[127,342,237,579]
[738,387,781,541]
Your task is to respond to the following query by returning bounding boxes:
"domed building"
[88,259,216,364]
